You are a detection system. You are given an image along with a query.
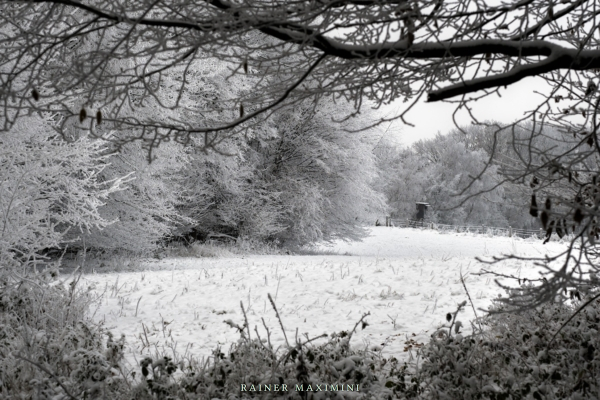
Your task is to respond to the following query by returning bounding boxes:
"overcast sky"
[386,76,548,147]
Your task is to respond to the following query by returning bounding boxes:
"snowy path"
[79,227,568,368]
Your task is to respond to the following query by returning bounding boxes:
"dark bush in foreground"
[413,288,600,400]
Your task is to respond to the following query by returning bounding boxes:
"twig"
[261,317,273,350]
[346,312,371,344]
[274,276,281,302]
[460,268,483,334]
[141,323,151,350]
[447,301,467,337]
[240,300,251,339]
[299,333,328,346]
[135,296,142,317]
[267,293,289,347]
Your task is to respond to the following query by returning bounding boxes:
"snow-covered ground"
[78,227,568,368]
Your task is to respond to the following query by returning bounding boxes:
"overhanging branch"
[13,0,600,104]
[427,52,565,102]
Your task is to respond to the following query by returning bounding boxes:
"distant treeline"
[374,122,573,230]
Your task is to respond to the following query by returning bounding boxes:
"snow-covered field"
[78,227,568,368]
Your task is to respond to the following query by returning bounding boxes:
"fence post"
[509,226,512,237]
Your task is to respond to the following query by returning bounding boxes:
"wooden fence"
[386,218,544,239]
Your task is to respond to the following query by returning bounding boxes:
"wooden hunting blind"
[416,202,429,220]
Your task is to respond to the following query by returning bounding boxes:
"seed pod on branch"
[592,223,600,238]
[585,80,597,98]
[530,194,538,217]
[574,208,584,224]
[544,221,554,244]
[541,211,549,230]
[530,176,539,188]
[555,219,565,238]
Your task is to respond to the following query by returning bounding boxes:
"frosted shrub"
[413,288,600,400]
[0,267,130,398]
[175,332,386,398]
[76,139,191,254]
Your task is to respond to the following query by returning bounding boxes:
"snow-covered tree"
[175,98,385,246]
[74,138,191,253]
[175,141,285,243]
[375,143,430,221]
[257,100,387,245]
[0,116,127,267]
[381,133,506,226]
